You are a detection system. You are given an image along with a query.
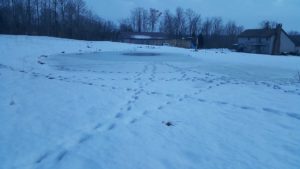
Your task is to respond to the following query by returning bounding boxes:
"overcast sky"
[85,0,300,32]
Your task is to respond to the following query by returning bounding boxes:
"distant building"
[237,24,296,55]
[290,35,300,55]
[118,32,191,48]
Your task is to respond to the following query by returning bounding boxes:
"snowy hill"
[0,35,300,169]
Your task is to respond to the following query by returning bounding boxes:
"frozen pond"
[48,51,298,83]
[49,51,199,65]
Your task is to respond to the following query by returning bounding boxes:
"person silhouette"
[197,33,204,49]
[191,33,197,50]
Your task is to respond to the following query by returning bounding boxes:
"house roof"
[239,29,276,38]
[119,32,169,40]
[290,35,300,47]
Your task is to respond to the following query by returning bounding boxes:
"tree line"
[120,7,244,48]
[1,2,298,48]
[0,0,118,40]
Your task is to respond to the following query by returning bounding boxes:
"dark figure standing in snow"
[197,33,204,50]
[191,33,197,50]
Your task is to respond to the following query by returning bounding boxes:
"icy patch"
[123,52,160,56]
[131,35,152,39]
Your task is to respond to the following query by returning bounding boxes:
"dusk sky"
[85,0,300,32]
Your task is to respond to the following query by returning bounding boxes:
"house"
[290,35,300,55]
[118,32,191,48]
[237,24,296,55]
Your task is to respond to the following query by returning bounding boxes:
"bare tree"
[51,0,58,35]
[0,0,12,33]
[224,21,244,48]
[225,21,243,36]
[34,0,40,28]
[185,8,201,36]
[130,7,143,32]
[119,18,133,32]
[211,17,223,35]
[174,7,186,37]
[25,0,32,33]
[202,18,212,36]
[160,9,174,36]
[142,8,149,32]
[149,8,161,32]
[260,20,278,29]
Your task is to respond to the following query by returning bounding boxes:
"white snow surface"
[0,35,300,169]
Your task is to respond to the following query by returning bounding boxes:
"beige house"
[237,24,296,55]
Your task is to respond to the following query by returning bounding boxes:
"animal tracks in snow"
[262,107,300,121]
[35,152,50,164]
[78,134,93,144]
[56,150,68,163]
[4,57,299,169]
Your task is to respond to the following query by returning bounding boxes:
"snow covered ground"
[0,35,300,169]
